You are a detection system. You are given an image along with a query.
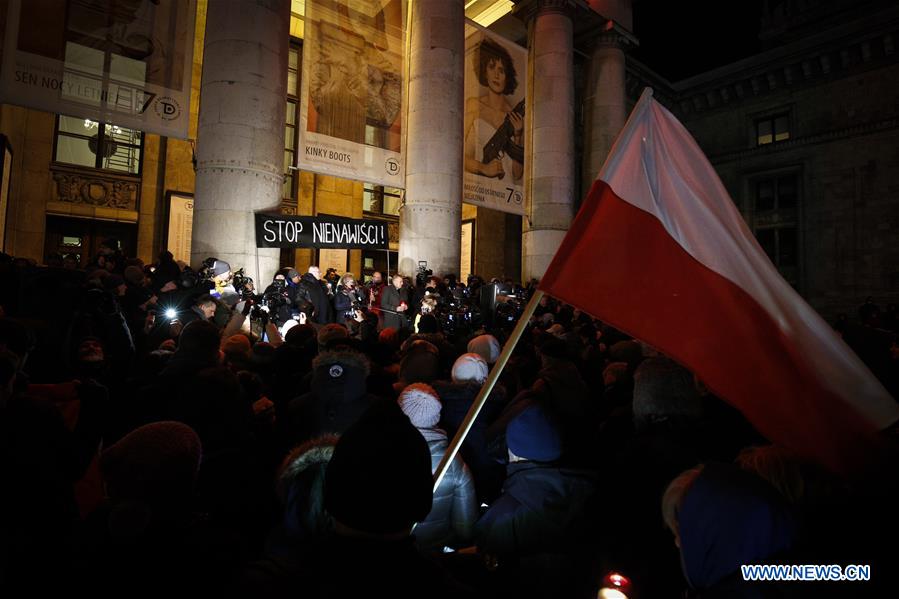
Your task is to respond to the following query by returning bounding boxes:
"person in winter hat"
[475,404,597,597]
[451,352,489,385]
[467,334,501,365]
[325,400,433,535]
[394,339,441,393]
[436,352,506,503]
[293,401,473,598]
[506,403,563,463]
[398,384,477,551]
[100,420,202,513]
[632,357,703,432]
[286,348,376,445]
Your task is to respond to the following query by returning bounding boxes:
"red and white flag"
[539,89,898,474]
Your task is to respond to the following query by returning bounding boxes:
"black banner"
[255,213,388,249]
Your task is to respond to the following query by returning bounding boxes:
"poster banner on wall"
[462,20,526,216]
[297,0,406,188]
[0,0,196,139]
[460,220,474,281]
[166,192,193,264]
[255,213,388,250]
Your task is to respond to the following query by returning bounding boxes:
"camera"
[197,257,218,282]
[232,268,255,300]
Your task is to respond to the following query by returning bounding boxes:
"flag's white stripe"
[598,92,897,426]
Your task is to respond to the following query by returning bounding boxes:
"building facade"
[626,0,899,319]
[0,0,630,287]
[0,0,895,319]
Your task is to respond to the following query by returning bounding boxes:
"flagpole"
[432,289,544,492]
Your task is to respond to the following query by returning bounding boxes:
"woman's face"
[486,58,506,94]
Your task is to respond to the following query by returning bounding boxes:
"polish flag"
[539,89,898,475]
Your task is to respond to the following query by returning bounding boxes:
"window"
[752,174,799,284]
[290,0,306,39]
[284,45,301,200]
[756,113,790,146]
[363,184,402,216]
[54,116,143,174]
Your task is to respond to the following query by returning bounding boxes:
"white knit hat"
[398,383,442,429]
[467,334,501,364]
[451,353,489,385]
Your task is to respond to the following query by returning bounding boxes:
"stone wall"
[680,61,899,319]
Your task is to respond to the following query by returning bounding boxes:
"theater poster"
[463,22,526,216]
[0,0,196,139]
[298,0,407,188]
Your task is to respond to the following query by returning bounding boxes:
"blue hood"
[679,463,797,589]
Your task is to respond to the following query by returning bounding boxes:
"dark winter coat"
[333,285,366,321]
[381,284,412,331]
[413,428,478,552]
[475,461,597,557]
[296,273,332,324]
[240,534,476,598]
[286,350,379,446]
[434,380,507,503]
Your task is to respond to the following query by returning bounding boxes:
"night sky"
[631,0,762,82]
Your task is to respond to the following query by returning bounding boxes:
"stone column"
[583,25,629,193]
[191,0,289,284]
[399,0,465,278]
[520,0,576,282]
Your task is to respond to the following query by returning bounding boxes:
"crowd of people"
[1,241,897,597]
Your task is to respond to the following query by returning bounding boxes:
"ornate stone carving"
[513,0,581,22]
[388,221,399,244]
[52,170,139,210]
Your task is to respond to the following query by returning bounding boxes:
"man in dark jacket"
[286,348,379,446]
[381,273,411,331]
[296,266,332,325]
[475,404,598,598]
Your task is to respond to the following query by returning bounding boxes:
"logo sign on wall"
[463,21,526,216]
[255,213,389,250]
[0,0,197,139]
[297,0,407,188]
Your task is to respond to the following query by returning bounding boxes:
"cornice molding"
[625,29,898,117]
[513,0,588,23]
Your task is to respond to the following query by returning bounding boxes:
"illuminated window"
[284,45,301,199]
[756,113,790,146]
[54,116,143,174]
[290,0,306,39]
[363,184,402,216]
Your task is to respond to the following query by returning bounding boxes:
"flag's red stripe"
[540,180,883,475]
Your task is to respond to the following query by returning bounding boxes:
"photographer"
[206,259,237,304]
[334,273,366,324]
[260,272,293,327]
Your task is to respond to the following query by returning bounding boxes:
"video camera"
[244,277,297,327]
[232,268,255,301]
[197,257,218,283]
[415,260,433,287]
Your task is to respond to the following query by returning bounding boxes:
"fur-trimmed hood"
[277,434,339,505]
